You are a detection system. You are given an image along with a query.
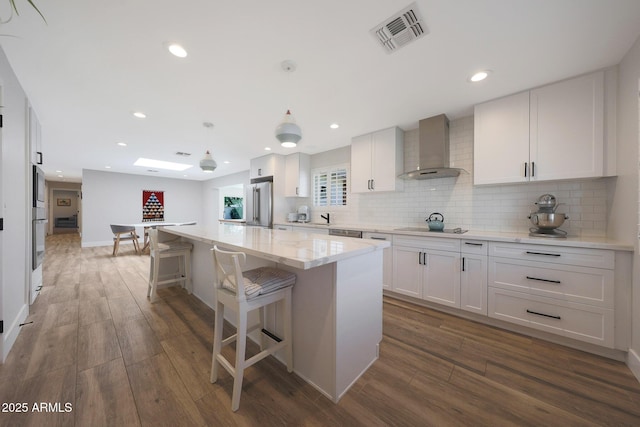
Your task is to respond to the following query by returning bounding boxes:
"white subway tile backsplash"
[348,115,609,237]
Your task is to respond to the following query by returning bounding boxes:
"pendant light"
[275,109,302,148]
[275,60,302,148]
[199,122,217,173]
[200,150,217,173]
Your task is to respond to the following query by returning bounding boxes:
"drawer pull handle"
[369,237,387,240]
[526,309,561,320]
[464,242,483,246]
[525,251,561,257]
[526,276,561,284]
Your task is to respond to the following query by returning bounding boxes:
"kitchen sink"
[394,227,468,234]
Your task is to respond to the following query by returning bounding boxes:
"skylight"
[134,158,193,171]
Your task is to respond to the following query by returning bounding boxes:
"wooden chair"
[147,228,193,303]
[210,245,295,412]
[110,224,140,256]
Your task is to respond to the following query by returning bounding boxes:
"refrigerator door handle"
[254,188,260,221]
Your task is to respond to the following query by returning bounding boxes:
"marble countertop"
[275,222,634,252]
[161,224,390,270]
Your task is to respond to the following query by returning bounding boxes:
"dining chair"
[210,245,296,412]
[147,228,193,303]
[110,224,140,256]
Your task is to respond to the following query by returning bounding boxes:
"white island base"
[160,225,385,403]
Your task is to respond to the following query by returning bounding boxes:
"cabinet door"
[250,155,275,179]
[350,134,372,193]
[530,71,604,181]
[473,91,530,185]
[371,127,400,192]
[392,245,423,298]
[29,106,43,165]
[285,153,310,197]
[460,253,488,315]
[364,232,393,290]
[423,250,460,308]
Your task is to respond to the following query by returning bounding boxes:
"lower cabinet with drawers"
[487,242,618,348]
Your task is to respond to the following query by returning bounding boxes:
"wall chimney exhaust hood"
[399,114,462,180]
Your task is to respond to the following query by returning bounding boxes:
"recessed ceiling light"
[117,142,127,147]
[264,147,272,151]
[330,123,340,129]
[55,170,62,173]
[134,157,193,171]
[57,174,63,178]
[223,160,230,164]
[469,70,490,82]
[133,111,147,119]
[105,166,111,169]
[167,43,187,58]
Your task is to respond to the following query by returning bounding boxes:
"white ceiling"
[2,0,640,182]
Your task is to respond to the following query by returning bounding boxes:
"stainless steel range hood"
[398,114,462,180]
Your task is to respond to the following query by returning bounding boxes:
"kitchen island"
[159,224,390,402]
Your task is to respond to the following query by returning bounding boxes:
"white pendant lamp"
[275,60,302,148]
[275,109,302,148]
[200,150,217,173]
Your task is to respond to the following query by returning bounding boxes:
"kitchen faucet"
[320,213,330,224]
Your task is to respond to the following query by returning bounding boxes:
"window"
[313,165,348,207]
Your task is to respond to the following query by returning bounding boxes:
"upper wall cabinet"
[29,105,43,165]
[474,71,610,185]
[351,126,404,193]
[250,154,279,180]
[285,153,310,197]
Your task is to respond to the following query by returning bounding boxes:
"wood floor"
[1,233,639,426]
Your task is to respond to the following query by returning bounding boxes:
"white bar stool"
[147,228,193,303]
[210,245,295,412]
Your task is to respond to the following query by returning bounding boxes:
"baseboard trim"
[627,348,640,382]
[1,303,29,363]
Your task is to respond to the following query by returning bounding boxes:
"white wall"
[201,170,250,227]
[82,169,205,246]
[609,34,640,379]
[0,48,30,361]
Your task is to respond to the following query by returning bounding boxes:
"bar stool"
[147,228,193,303]
[210,245,296,412]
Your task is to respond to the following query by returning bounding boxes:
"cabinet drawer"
[488,242,614,269]
[461,239,488,255]
[488,288,614,348]
[489,258,613,307]
[393,235,460,252]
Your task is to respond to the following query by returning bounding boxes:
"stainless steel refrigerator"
[245,180,273,228]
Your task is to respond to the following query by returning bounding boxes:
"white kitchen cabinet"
[487,241,615,348]
[29,105,43,165]
[351,127,403,193]
[474,71,606,185]
[392,236,460,307]
[460,240,488,315]
[250,154,279,179]
[290,225,329,235]
[363,232,393,290]
[285,153,310,197]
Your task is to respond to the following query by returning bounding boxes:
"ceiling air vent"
[175,151,191,157]
[370,2,427,53]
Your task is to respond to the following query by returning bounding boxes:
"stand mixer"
[528,194,569,238]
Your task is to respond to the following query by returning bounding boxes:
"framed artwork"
[57,198,71,206]
[142,190,164,222]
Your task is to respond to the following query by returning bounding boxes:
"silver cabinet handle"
[526,309,561,320]
[464,242,483,246]
[526,276,561,284]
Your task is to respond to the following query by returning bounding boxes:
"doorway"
[51,187,81,235]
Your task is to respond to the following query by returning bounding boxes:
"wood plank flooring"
[1,233,639,426]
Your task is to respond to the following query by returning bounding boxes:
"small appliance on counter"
[287,212,299,222]
[426,212,445,231]
[528,194,569,238]
[297,205,310,223]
